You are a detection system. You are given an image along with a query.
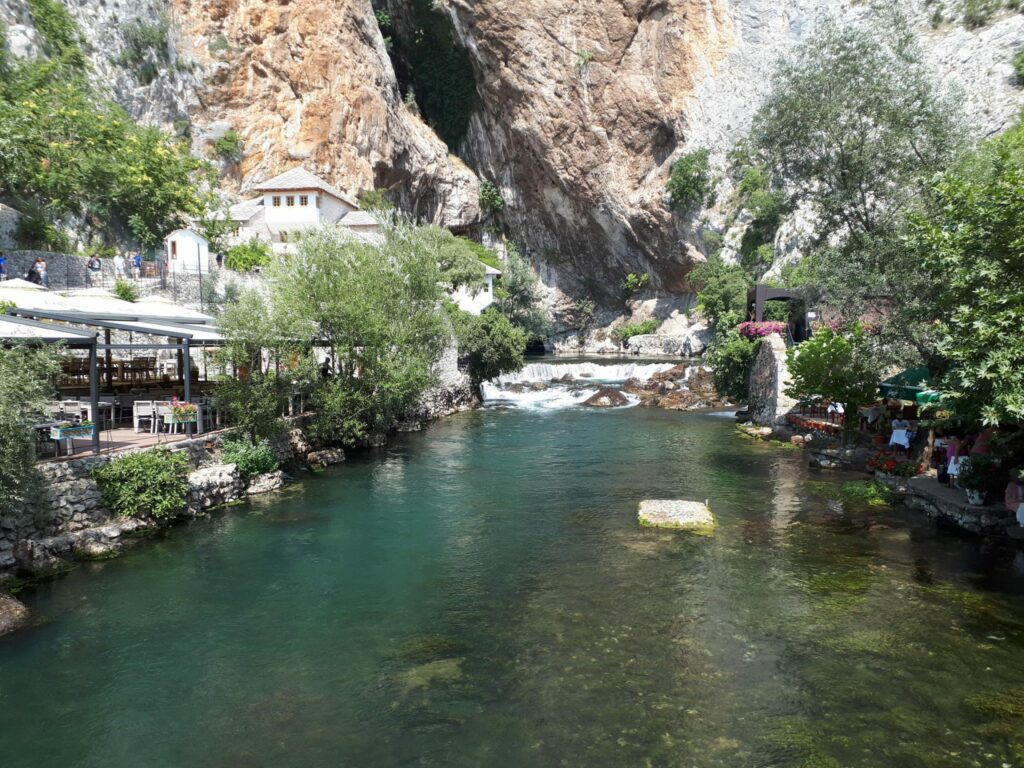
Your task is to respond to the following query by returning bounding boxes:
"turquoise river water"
[2,372,1024,767]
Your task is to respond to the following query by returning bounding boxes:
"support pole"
[89,340,100,455]
[183,338,192,439]
[104,329,113,390]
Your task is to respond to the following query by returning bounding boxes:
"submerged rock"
[0,593,28,636]
[583,388,630,408]
[638,500,716,535]
[247,471,285,495]
[307,449,346,467]
[400,657,464,692]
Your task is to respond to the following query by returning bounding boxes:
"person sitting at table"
[889,415,912,452]
[1006,468,1024,527]
[827,401,845,424]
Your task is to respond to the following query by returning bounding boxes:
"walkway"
[39,426,225,463]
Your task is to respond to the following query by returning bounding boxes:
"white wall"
[451,274,496,316]
[263,191,322,230]
[320,194,356,224]
[165,231,210,275]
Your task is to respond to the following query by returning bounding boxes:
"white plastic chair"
[133,401,154,433]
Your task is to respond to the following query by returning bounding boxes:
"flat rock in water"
[638,500,716,534]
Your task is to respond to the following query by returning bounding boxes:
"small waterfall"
[481,360,678,409]
[494,361,676,386]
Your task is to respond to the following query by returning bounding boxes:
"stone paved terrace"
[40,426,229,462]
[906,475,1018,536]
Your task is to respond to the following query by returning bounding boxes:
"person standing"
[34,255,48,288]
[86,253,102,286]
[132,251,142,280]
[0,251,7,281]
[1005,468,1024,527]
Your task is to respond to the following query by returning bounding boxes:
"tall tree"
[905,122,1024,425]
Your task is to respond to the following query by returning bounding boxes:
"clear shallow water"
[3,405,1024,767]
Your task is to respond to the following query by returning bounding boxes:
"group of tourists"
[0,250,145,289]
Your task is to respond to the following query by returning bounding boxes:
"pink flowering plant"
[738,321,787,339]
[170,397,198,422]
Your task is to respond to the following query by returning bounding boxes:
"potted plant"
[958,455,1003,506]
[50,420,95,440]
[169,398,198,425]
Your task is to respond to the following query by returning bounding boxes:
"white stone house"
[224,167,382,254]
[164,229,211,275]
[451,264,502,315]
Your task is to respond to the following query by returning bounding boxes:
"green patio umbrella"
[879,367,930,401]
[915,389,942,406]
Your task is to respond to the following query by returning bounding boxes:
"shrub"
[705,331,759,403]
[224,239,272,272]
[959,455,1005,497]
[358,189,394,212]
[962,0,999,28]
[26,0,84,66]
[479,181,504,216]
[447,305,527,387]
[621,272,650,299]
[1014,49,1024,85]
[866,451,920,478]
[212,130,243,164]
[666,149,713,212]
[613,318,659,342]
[93,449,189,518]
[114,279,138,302]
[221,437,279,480]
[738,321,787,339]
[575,49,593,77]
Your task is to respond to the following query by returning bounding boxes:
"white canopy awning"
[0,315,96,346]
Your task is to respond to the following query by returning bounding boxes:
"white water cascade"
[481,360,680,410]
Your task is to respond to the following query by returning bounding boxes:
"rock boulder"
[638,500,716,534]
[582,388,630,408]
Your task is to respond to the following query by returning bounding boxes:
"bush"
[358,189,394,212]
[224,239,272,271]
[1014,49,1024,86]
[705,331,759,403]
[479,181,504,216]
[962,0,999,28]
[212,130,243,164]
[447,305,527,387]
[114,279,138,302]
[25,0,84,66]
[613,318,659,342]
[621,272,650,299]
[119,14,171,67]
[221,437,279,480]
[93,449,189,518]
[666,149,713,212]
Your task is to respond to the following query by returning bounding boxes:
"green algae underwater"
[2,405,1024,767]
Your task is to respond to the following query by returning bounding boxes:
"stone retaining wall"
[748,334,798,427]
[0,426,310,578]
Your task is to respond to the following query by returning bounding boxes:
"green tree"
[266,223,449,444]
[704,330,758,404]
[666,149,713,212]
[495,243,549,341]
[786,326,880,443]
[479,180,505,217]
[0,343,61,513]
[749,13,963,362]
[224,239,272,272]
[447,305,527,389]
[905,121,1024,425]
[211,130,244,164]
[690,254,752,331]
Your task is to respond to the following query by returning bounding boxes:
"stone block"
[638,500,716,534]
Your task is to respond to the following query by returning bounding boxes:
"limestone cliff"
[4,0,1024,306]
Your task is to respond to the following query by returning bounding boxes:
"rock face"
[4,1,1024,304]
[638,499,716,534]
[0,593,29,636]
[582,387,630,408]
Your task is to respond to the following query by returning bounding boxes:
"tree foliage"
[690,254,752,331]
[666,149,713,212]
[447,305,527,388]
[0,343,61,512]
[905,121,1024,425]
[705,331,759,404]
[786,327,880,442]
[495,243,549,341]
[0,8,210,249]
[224,239,272,272]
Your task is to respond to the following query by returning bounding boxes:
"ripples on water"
[2,397,1024,767]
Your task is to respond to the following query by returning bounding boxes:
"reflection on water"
[2,407,1023,768]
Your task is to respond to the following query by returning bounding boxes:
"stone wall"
[748,334,798,427]
[0,427,304,577]
[2,250,90,289]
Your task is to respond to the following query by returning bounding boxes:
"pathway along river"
[3,361,1024,767]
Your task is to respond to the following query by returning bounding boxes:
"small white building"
[164,229,211,275]
[451,264,502,315]
[225,167,382,254]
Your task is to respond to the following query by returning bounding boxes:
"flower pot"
[50,425,95,440]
